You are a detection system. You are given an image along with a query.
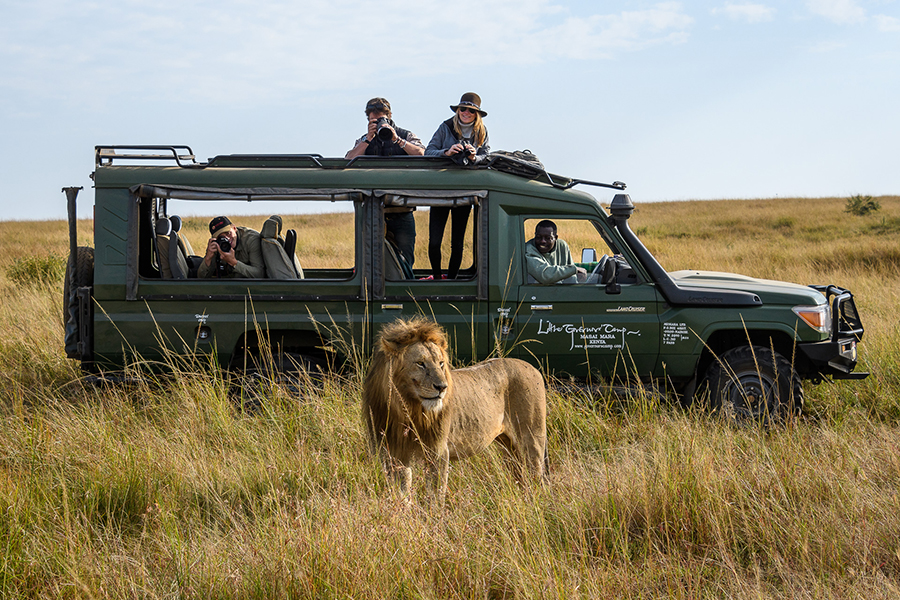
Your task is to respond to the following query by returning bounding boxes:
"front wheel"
[703,345,802,422]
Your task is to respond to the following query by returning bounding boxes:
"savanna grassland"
[1,195,900,599]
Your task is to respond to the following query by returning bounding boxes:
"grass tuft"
[4,253,66,287]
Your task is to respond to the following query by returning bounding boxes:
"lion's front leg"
[383,454,413,499]
[424,445,450,504]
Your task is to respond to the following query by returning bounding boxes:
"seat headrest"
[156,217,172,236]
[261,217,279,239]
[268,215,283,236]
[169,215,183,233]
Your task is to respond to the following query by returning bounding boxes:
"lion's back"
[451,358,546,415]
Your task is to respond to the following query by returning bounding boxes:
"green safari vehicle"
[63,145,867,419]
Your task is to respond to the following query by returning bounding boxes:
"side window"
[522,218,624,285]
[139,197,357,280]
[382,195,480,282]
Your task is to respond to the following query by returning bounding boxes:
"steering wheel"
[588,254,609,283]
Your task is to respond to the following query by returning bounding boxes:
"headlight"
[793,304,832,335]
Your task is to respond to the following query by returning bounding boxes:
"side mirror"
[603,258,620,294]
[581,248,597,263]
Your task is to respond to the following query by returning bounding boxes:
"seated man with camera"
[344,97,425,159]
[198,216,266,279]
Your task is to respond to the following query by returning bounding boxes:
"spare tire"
[63,246,94,359]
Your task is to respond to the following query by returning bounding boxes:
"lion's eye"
[417,361,426,370]
[440,362,445,369]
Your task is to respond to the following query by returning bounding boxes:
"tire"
[233,351,325,411]
[703,345,802,423]
[63,246,94,323]
[243,350,323,389]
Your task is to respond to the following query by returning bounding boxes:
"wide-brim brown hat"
[450,92,487,117]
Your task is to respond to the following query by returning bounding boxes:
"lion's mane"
[362,316,452,464]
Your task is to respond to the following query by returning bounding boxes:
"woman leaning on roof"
[425,92,491,165]
[424,93,490,279]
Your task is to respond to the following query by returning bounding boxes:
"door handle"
[381,304,403,310]
[530,304,553,311]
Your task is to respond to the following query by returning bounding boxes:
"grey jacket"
[425,119,490,163]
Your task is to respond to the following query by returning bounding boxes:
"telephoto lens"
[375,117,394,141]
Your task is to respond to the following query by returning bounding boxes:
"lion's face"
[395,341,450,413]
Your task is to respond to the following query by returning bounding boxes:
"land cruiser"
[64,145,866,418]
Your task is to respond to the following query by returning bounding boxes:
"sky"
[0,0,897,221]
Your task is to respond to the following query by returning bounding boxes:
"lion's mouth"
[420,395,444,412]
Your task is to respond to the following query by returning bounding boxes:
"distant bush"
[6,254,66,287]
[845,194,880,216]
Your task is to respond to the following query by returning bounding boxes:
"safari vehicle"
[64,145,866,418]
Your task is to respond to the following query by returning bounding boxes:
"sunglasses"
[457,107,477,114]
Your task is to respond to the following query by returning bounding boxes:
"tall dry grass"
[1,196,900,598]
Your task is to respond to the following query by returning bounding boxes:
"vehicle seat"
[156,216,189,279]
[170,215,201,277]
[384,237,413,280]
[283,228,304,278]
[260,216,300,279]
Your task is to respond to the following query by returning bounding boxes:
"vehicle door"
[514,217,662,379]
[371,190,493,365]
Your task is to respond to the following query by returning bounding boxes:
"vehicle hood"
[669,270,827,306]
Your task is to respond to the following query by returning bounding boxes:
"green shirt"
[198,226,266,279]
[524,238,578,284]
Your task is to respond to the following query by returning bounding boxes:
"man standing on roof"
[345,97,426,159]
[525,220,587,284]
[345,97,425,267]
[198,216,266,279]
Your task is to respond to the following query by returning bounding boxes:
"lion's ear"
[379,337,403,357]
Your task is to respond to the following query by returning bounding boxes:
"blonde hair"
[452,112,486,147]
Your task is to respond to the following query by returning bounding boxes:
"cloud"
[710,3,776,24]
[874,14,900,32]
[805,0,866,24]
[0,0,694,105]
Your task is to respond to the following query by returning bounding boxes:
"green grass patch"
[4,253,66,287]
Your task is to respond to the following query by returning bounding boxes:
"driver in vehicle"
[198,216,266,279]
[525,219,587,284]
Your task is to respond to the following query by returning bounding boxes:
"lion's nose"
[434,381,447,393]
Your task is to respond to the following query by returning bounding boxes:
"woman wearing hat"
[425,93,490,279]
[425,92,490,164]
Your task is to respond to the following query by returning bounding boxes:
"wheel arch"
[230,327,335,370]
[696,327,798,380]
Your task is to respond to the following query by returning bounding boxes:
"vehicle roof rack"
[94,144,626,191]
[95,145,200,168]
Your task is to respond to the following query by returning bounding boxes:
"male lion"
[362,316,547,499]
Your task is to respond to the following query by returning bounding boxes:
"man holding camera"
[345,98,424,267]
[198,216,266,279]
[345,97,425,159]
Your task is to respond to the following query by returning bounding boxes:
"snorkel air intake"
[608,194,762,307]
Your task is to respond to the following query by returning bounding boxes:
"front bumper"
[797,285,868,380]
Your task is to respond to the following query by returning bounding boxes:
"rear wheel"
[236,352,324,408]
[703,345,802,423]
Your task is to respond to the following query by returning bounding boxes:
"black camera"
[452,140,473,166]
[374,117,394,142]
[216,236,232,253]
